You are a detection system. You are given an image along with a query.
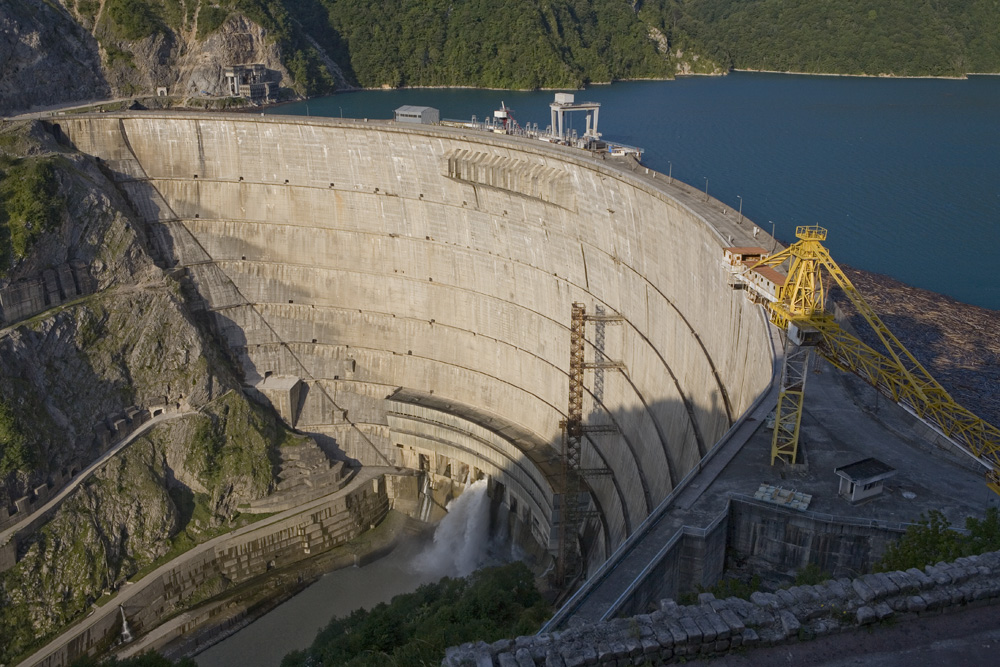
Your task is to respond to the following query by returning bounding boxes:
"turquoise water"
[268,73,1000,310]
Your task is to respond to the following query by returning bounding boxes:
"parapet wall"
[53,113,774,558]
[446,549,1000,666]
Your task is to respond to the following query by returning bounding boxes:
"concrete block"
[852,578,877,602]
[775,589,796,606]
[640,636,660,655]
[750,591,779,609]
[652,627,674,648]
[513,648,535,667]
[557,644,586,667]
[925,565,952,586]
[860,574,888,598]
[906,567,935,589]
[664,620,687,645]
[596,642,616,664]
[779,610,800,635]
[704,611,730,640]
[659,599,679,614]
[718,608,745,634]
[855,606,877,625]
[678,616,702,644]
[693,615,716,642]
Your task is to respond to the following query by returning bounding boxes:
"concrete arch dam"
[54,113,773,571]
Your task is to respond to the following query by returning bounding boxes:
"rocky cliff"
[0,0,111,115]
[0,1,300,116]
[0,119,299,663]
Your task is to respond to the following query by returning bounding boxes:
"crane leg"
[771,341,813,465]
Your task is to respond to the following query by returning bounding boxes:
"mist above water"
[414,478,499,578]
[197,479,520,667]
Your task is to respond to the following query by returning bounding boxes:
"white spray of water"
[414,478,492,578]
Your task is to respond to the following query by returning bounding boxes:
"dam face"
[54,114,773,567]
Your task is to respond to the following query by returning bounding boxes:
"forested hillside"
[2,1,1000,115]
[654,0,1000,76]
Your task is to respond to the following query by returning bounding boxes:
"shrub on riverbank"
[281,561,550,667]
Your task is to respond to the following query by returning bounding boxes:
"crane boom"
[740,225,1000,493]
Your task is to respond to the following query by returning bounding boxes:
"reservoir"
[269,73,1000,310]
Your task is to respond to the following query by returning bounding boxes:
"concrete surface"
[52,113,777,564]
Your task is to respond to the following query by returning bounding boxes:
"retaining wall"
[27,474,388,667]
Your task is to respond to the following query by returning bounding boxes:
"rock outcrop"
[0,120,307,662]
[0,2,299,116]
[0,0,111,115]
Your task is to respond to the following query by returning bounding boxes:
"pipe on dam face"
[52,113,774,565]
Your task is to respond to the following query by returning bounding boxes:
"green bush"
[876,508,1000,572]
[0,399,34,477]
[104,0,165,41]
[281,561,550,667]
[794,562,831,586]
[196,5,230,39]
[0,156,65,275]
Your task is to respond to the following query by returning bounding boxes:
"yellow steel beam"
[771,343,812,465]
[745,225,1000,491]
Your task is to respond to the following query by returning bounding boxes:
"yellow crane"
[743,225,1000,494]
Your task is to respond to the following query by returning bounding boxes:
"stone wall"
[445,550,1000,666]
[28,473,389,667]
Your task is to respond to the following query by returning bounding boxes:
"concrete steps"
[243,440,346,514]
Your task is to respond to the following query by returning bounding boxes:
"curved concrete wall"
[55,113,773,558]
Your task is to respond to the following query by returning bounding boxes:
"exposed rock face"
[0,0,111,115]
[0,121,294,663]
[0,2,295,115]
[173,14,288,98]
[0,122,216,503]
[3,440,180,646]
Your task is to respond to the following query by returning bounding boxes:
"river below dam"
[196,480,515,667]
[269,72,1000,311]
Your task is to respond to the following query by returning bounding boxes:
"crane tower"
[741,225,1000,494]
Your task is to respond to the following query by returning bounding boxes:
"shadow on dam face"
[50,112,774,572]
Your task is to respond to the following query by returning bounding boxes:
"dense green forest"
[268,0,1000,92]
[64,0,1000,98]
[281,561,550,667]
[241,0,676,93]
[647,0,1000,77]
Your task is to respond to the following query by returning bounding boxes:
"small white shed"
[835,458,897,503]
[394,105,440,124]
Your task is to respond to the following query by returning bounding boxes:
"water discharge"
[415,478,493,578]
[197,480,517,666]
